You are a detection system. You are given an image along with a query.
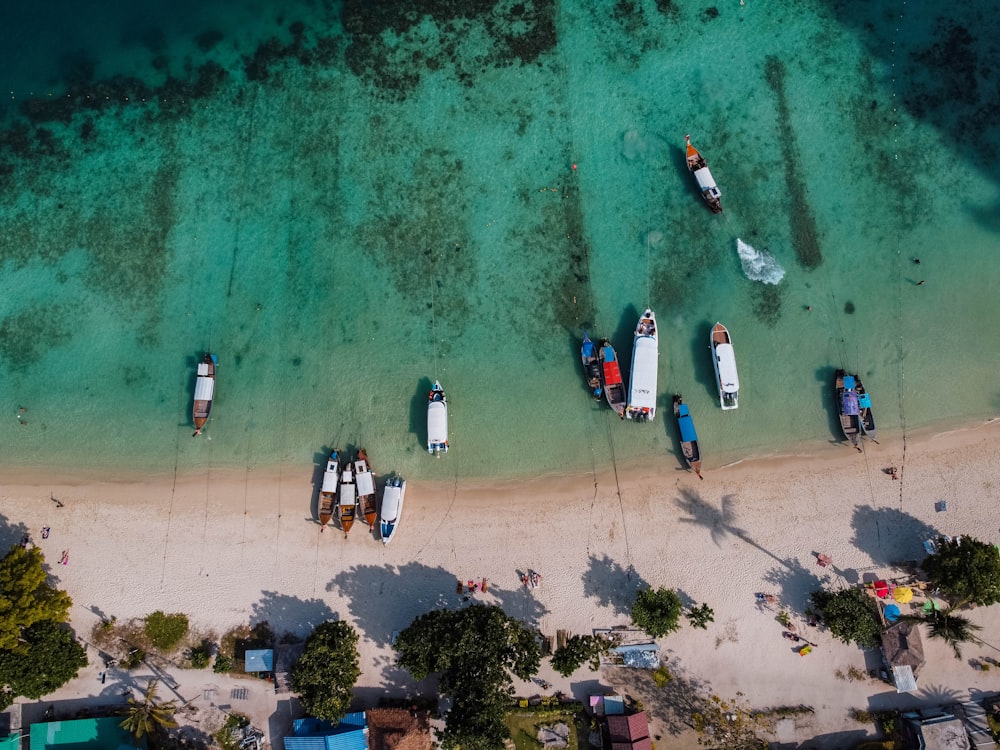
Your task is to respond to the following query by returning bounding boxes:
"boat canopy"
[582,336,595,359]
[356,469,375,497]
[339,483,357,504]
[678,413,698,444]
[428,401,448,444]
[601,344,617,363]
[629,336,658,410]
[858,393,872,409]
[694,166,718,193]
[843,375,856,390]
[715,343,739,393]
[841,391,860,416]
[197,362,210,376]
[381,481,404,523]
[321,469,339,493]
[194,376,215,401]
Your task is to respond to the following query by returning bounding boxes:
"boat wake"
[736,238,785,285]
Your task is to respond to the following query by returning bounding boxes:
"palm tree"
[903,607,982,659]
[119,679,178,742]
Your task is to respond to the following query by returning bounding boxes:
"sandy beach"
[4,419,1000,747]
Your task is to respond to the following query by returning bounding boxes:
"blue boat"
[835,369,863,451]
[856,376,876,442]
[673,394,702,478]
[580,331,603,401]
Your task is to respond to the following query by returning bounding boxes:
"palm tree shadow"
[582,554,648,617]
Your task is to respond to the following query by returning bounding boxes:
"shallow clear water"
[2,0,999,481]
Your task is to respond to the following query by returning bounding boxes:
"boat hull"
[711,324,739,410]
[685,135,722,213]
[580,331,602,400]
[598,339,627,418]
[673,394,702,478]
[626,309,658,422]
[379,476,406,545]
[356,450,377,529]
[428,381,449,455]
[338,461,358,537]
[192,353,217,435]
[318,450,340,528]
[835,369,863,449]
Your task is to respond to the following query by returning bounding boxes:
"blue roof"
[288,714,367,750]
[245,649,274,672]
[29,718,139,750]
[678,414,698,443]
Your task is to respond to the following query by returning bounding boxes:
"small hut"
[881,621,926,693]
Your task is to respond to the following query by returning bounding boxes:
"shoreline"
[3,416,997,493]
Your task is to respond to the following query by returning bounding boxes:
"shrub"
[144,612,190,651]
[213,654,233,673]
[652,664,672,687]
[188,640,214,669]
[123,647,146,670]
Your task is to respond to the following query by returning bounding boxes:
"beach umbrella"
[884,604,901,622]
[893,586,913,603]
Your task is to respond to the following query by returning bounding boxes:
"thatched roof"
[882,621,926,673]
[366,708,431,750]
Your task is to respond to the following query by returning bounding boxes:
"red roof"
[607,712,650,743]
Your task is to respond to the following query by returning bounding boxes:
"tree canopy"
[0,546,73,651]
[551,634,611,677]
[631,587,683,638]
[290,620,361,722]
[0,619,87,709]
[394,604,540,750]
[810,587,882,649]
[119,680,178,741]
[922,536,1000,607]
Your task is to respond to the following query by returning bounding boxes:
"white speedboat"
[625,309,658,422]
[379,475,406,545]
[711,322,739,410]
[427,381,449,455]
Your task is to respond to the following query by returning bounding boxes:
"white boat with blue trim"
[625,309,658,422]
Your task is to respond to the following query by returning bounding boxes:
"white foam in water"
[736,238,785,285]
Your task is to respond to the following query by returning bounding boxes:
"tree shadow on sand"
[327,562,546,702]
[603,662,711,740]
[249,592,337,640]
[0,512,29,553]
[850,505,940,568]
[760,558,833,613]
[582,554,648,617]
[675,488,790,568]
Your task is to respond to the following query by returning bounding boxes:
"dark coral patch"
[0,304,74,371]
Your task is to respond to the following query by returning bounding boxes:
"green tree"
[631,587,683,638]
[395,605,540,750]
[922,536,1000,607]
[686,603,715,630]
[290,620,361,722]
[550,634,612,677]
[0,546,72,651]
[0,619,88,709]
[903,608,982,659]
[810,587,881,648]
[143,611,190,651]
[119,680,178,741]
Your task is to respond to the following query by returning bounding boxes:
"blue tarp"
[884,604,901,622]
[678,414,698,443]
[244,649,273,672]
[612,643,659,668]
[841,392,860,416]
[602,345,616,362]
[858,393,872,408]
[843,375,855,390]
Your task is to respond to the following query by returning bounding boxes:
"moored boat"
[685,135,722,213]
[835,369,863,451]
[379,475,406,545]
[428,381,449,455]
[626,309,658,422]
[356,449,377,530]
[710,323,739,410]
[580,330,603,401]
[318,450,341,530]
[673,394,702,479]
[337,458,359,538]
[856,376,876,442]
[598,338,627,418]
[192,353,218,437]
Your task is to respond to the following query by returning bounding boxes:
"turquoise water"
[2,0,999,481]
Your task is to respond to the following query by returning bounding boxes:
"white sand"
[4,419,1000,747]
